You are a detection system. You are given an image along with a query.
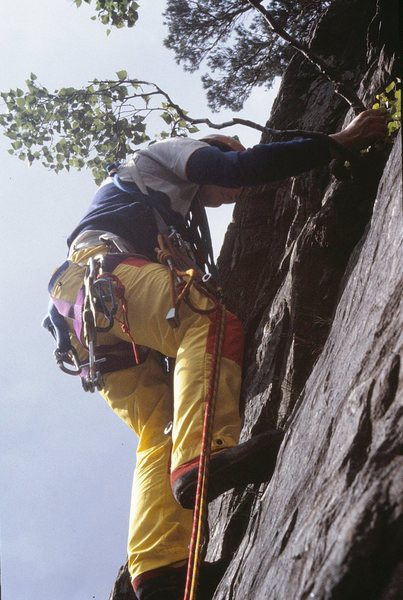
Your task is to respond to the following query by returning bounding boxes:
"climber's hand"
[329,109,388,152]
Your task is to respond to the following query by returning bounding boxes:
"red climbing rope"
[183,302,227,600]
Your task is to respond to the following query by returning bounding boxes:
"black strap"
[111,174,219,281]
[42,301,73,355]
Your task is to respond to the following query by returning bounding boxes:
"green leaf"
[387,121,400,135]
[161,112,173,124]
[59,87,76,96]
[385,81,396,94]
[116,69,128,81]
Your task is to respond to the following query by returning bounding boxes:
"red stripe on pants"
[206,310,244,367]
[121,256,151,268]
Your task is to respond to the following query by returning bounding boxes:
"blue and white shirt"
[67,135,331,254]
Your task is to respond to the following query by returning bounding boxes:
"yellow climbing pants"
[65,247,243,582]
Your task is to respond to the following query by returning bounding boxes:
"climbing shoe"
[171,430,284,509]
[132,559,227,600]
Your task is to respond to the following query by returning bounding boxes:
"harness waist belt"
[68,229,141,258]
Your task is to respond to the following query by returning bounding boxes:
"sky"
[0,2,279,599]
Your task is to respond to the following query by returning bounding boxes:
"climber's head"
[199,184,242,208]
[200,133,245,152]
[198,135,245,208]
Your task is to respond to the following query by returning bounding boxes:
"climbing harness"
[43,253,142,392]
[184,302,227,600]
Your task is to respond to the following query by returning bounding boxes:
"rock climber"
[45,109,386,600]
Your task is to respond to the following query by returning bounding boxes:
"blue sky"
[0,2,278,598]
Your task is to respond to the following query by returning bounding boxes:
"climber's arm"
[186,138,331,187]
[185,109,387,187]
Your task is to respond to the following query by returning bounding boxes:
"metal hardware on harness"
[156,230,187,329]
[79,356,107,370]
[166,306,180,328]
[157,227,219,332]
[166,227,220,301]
[82,257,105,392]
[164,421,173,435]
[99,234,127,254]
[54,347,82,376]
[93,274,118,332]
[98,232,138,255]
[81,356,105,393]
[168,227,197,266]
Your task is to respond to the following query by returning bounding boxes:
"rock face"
[110,0,402,598]
[210,134,402,600]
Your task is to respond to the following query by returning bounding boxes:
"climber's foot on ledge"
[132,559,228,600]
[171,430,284,509]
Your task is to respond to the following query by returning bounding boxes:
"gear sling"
[43,174,243,598]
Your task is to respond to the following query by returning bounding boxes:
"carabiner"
[55,347,81,376]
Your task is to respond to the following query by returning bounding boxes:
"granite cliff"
[110,0,402,598]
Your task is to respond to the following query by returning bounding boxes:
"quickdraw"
[81,257,107,392]
[156,229,219,329]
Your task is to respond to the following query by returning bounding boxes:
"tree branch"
[134,80,331,140]
[247,0,366,113]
